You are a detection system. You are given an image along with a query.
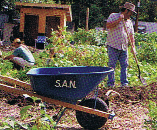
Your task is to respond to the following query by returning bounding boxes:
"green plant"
[137,41,157,64]
[20,97,56,130]
[73,28,97,45]
[0,116,29,130]
[144,100,157,129]
[0,60,13,75]
[0,97,56,130]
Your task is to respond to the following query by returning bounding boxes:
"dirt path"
[0,91,150,130]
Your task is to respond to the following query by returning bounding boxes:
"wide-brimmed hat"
[120,2,136,13]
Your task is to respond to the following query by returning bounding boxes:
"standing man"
[106,2,136,87]
[4,38,35,70]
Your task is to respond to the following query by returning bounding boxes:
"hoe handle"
[122,19,138,64]
[122,19,146,85]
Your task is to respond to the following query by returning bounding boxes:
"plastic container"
[27,66,113,104]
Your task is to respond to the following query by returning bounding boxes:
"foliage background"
[0,0,157,30]
[1,29,156,87]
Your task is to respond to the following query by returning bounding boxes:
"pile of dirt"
[99,82,157,103]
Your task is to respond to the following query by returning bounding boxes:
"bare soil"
[0,82,156,130]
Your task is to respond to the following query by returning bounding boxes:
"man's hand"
[119,14,124,21]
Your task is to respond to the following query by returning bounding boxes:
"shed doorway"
[46,16,60,38]
[24,15,39,46]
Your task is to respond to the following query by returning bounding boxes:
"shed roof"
[15,2,72,22]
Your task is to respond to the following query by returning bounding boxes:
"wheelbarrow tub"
[27,66,113,104]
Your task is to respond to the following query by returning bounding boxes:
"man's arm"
[4,55,15,60]
[106,14,124,29]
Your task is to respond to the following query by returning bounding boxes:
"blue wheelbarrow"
[26,66,114,129]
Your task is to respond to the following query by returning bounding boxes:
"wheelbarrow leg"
[53,106,63,121]
[94,86,99,109]
[54,107,68,127]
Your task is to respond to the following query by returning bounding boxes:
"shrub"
[144,100,157,129]
[136,41,157,64]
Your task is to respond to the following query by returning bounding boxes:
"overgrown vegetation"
[144,100,157,129]
[1,28,157,85]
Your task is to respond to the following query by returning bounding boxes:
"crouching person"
[4,38,35,70]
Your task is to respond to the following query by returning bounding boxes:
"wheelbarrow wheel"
[76,97,108,130]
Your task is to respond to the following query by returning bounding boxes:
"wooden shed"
[15,2,72,46]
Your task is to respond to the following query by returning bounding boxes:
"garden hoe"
[122,19,146,85]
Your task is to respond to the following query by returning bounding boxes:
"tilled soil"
[0,82,156,129]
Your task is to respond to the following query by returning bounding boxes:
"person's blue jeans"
[107,46,129,86]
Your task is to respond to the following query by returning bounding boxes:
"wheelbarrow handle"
[0,83,111,119]
[0,75,32,90]
[122,19,137,62]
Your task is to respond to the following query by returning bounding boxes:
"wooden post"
[135,0,140,32]
[38,13,46,34]
[19,12,25,32]
[86,7,89,31]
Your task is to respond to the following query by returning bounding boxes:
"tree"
[148,1,156,22]
[1,0,156,30]
[0,0,4,11]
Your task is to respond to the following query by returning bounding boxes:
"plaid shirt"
[106,12,134,51]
